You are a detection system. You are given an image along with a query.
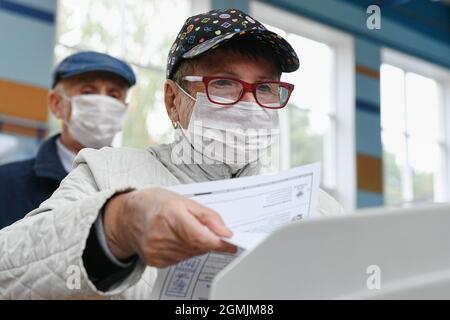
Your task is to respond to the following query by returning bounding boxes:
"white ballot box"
[210,204,450,299]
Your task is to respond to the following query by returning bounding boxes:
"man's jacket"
[0,134,67,229]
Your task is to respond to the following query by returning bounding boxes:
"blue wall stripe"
[356,73,381,106]
[212,0,249,11]
[356,99,380,114]
[355,107,383,158]
[0,0,54,24]
[357,190,384,208]
[355,37,381,70]
[0,11,55,87]
[12,0,56,13]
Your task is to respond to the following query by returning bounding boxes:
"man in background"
[0,51,136,229]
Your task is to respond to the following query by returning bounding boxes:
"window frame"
[55,0,211,72]
[250,1,356,211]
[53,0,211,146]
[381,48,450,204]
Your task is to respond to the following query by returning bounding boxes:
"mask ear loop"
[172,82,197,131]
[174,82,197,101]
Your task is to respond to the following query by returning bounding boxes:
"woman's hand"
[103,187,237,268]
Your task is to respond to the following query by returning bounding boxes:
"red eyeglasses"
[182,76,294,109]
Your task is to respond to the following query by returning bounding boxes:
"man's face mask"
[61,94,127,149]
[174,88,280,167]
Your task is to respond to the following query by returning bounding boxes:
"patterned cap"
[166,8,299,79]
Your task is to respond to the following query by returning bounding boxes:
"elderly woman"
[0,9,342,299]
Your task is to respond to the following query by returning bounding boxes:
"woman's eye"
[257,84,272,93]
[214,80,233,86]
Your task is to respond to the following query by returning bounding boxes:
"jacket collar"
[148,137,262,183]
[33,134,68,181]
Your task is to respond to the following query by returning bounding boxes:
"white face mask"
[173,90,280,167]
[62,94,127,149]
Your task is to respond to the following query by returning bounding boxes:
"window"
[251,2,355,210]
[381,49,450,206]
[54,0,209,148]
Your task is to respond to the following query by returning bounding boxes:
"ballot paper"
[150,162,320,300]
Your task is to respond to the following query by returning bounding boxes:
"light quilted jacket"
[0,144,343,299]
